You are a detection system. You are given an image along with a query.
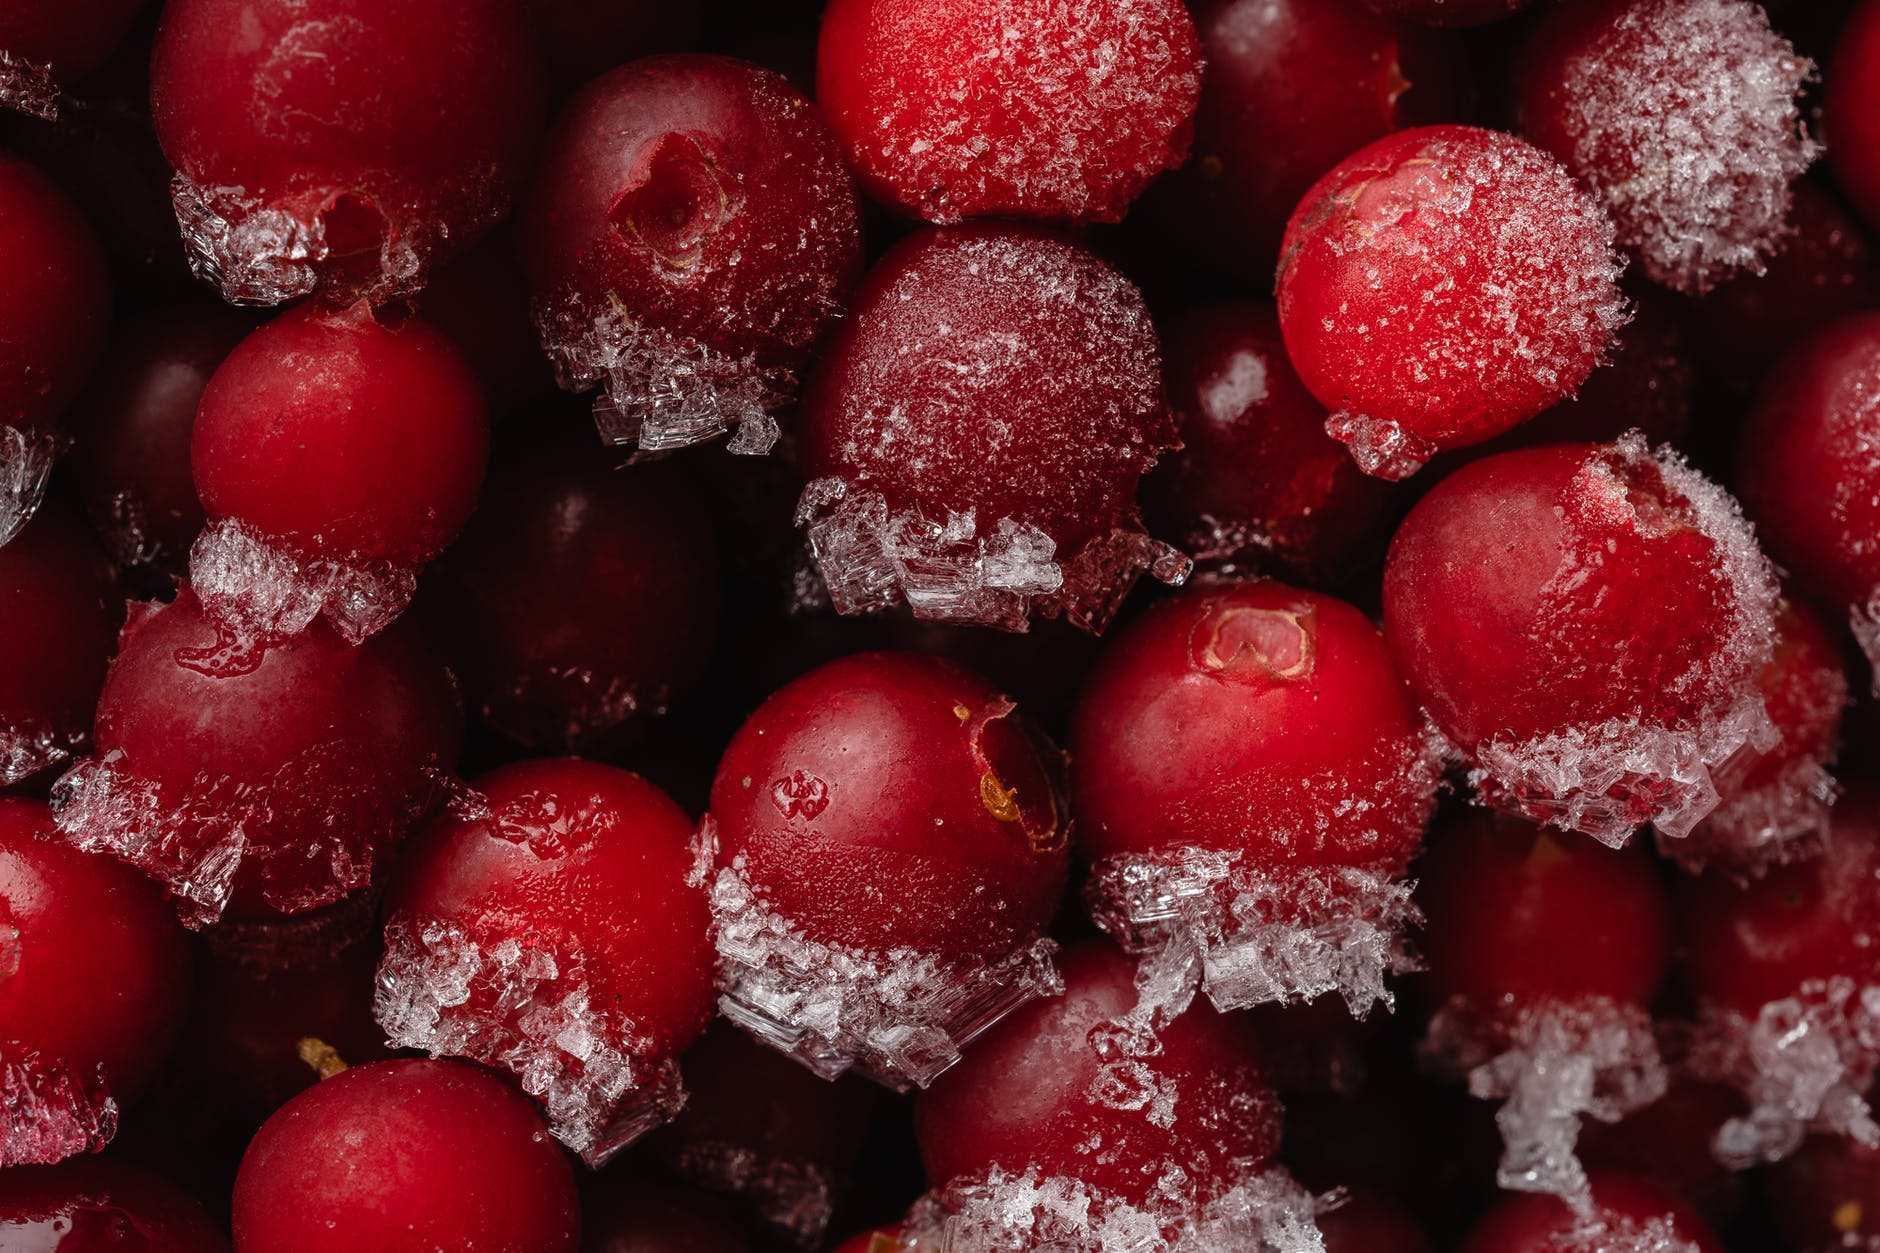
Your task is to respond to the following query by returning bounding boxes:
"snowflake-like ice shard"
[0,424,63,550]
[0,1051,117,1168]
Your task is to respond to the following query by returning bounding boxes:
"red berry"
[0,506,119,790]
[522,54,861,456]
[1460,1169,1723,1253]
[425,427,720,749]
[797,225,1180,633]
[231,1058,580,1253]
[704,651,1069,1087]
[1826,0,1880,232]
[1359,0,1531,27]
[54,588,463,924]
[1763,1133,1880,1250]
[149,0,547,305]
[1276,125,1626,478]
[0,1,145,117]
[0,1157,231,1251]
[1383,438,1778,844]
[0,797,191,1166]
[378,757,715,1162]
[815,0,1201,225]
[1516,0,1818,295]
[1141,302,1400,581]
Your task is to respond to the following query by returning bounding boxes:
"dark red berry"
[0,1156,231,1251]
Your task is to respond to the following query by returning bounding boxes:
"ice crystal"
[0,425,63,550]
[0,719,81,790]
[0,1052,116,1168]
[0,51,58,121]
[1322,412,1440,483]
[1659,755,1840,877]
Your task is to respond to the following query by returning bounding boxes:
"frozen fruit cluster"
[3,0,1880,1251]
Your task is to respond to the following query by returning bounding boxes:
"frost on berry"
[1424,998,1668,1208]
[0,425,64,550]
[0,51,59,122]
[673,1139,838,1249]
[700,820,1064,1091]
[0,1051,117,1168]
[375,913,686,1166]
[1683,977,1880,1168]
[181,517,418,676]
[1526,0,1818,295]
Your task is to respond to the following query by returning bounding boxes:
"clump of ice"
[376,913,685,1166]
[0,50,59,121]
[1536,0,1818,294]
[0,425,64,550]
[0,1053,116,1167]
[1423,998,1668,1207]
[1323,412,1438,483]
[699,821,1063,1091]
[181,517,417,676]
[1083,848,1422,1019]
[1658,754,1840,877]
[0,719,81,790]
[674,1141,837,1248]
[1684,977,1880,1168]
[798,479,1191,634]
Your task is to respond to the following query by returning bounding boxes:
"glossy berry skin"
[0,507,119,789]
[426,428,720,748]
[79,588,462,919]
[384,757,717,1078]
[1415,812,1673,1013]
[0,152,110,435]
[1827,0,1880,231]
[70,304,249,570]
[1676,784,1880,1016]
[815,0,1201,225]
[1141,302,1399,581]
[1276,125,1624,476]
[1071,579,1434,876]
[915,940,1281,1208]
[1360,0,1531,26]
[192,303,489,569]
[1142,0,1458,282]
[1738,313,1880,614]
[0,799,191,1149]
[521,55,862,401]
[231,1058,579,1253]
[0,1157,232,1252]
[1763,1134,1880,1251]
[1461,1170,1723,1252]
[710,652,1068,960]
[149,0,546,305]
[0,1,146,89]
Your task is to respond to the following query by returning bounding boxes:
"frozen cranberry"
[1318,1192,1433,1253]
[149,0,547,305]
[69,303,249,571]
[0,506,118,790]
[0,797,191,1166]
[53,587,462,925]
[1141,302,1400,581]
[0,151,111,545]
[816,0,1200,225]
[1141,0,1459,283]
[582,1174,750,1252]
[522,54,861,456]
[524,0,700,92]
[1764,1133,1880,1250]
[915,939,1281,1211]
[0,0,144,118]
[0,1157,231,1251]
[1827,0,1880,231]
[1360,0,1531,27]
[703,651,1069,1087]
[1276,125,1626,478]
[1516,0,1817,295]
[378,757,714,1162]
[798,225,1181,632]
[232,1058,580,1253]
[1383,438,1779,844]
[1460,1170,1723,1252]
[426,427,720,748]
[1738,313,1880,659]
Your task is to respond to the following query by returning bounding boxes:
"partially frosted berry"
[1072,578,1437,1014]
[0,1158,231,1251]
[1827,0,1880,230]
[1277,125,1627,479]
[798,226,1183,633]
[0,798,191,1167]
[1384,437,1780,845]
[1360,0,1531,27]
[150,0,547,305]
[0,152,110,547]
[52,588,463,925]
[1461,1170,1723,1253]
[0,0,144,119]
[815,0,1201,224]
[1141,302,1400,582]
[377,757,715,1163]
[703,652,1069,1089]
[522,54,861,456]
[232,1058,579,1253]
[1517,0,1818,295]
[0,507,118,789]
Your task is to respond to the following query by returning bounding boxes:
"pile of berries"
[5,0,1880,1249]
